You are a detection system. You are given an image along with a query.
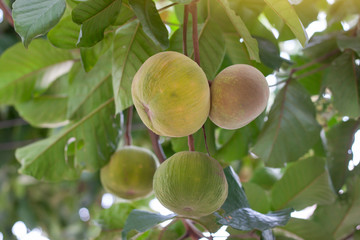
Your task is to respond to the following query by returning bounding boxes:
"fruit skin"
[131,51,210,137]
[153,151,228,218]
[209,64,269,129]
[100,146,158,200]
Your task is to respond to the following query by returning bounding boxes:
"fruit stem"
[179,219,207,240]
[0,0,13,27]
[124,106,133,146]
[189,2,200,66]
[202,125,210,155]
[148,129,166,163]
[188,135,195,151]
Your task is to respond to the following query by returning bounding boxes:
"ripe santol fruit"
[131,51,210,137]
[100,146,158,200]
[210,64,269,129]
[153,151,228,218]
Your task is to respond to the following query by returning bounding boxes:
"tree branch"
[0,0,14,27]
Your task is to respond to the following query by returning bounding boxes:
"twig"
[179,219,207,240]
[124,106,133,146]
[0,139,42,151]
[0,118,28,129]
[157,2,177,12]
[0,0,14,27]
[148,130,166,163]
[292,48,340,72]
[293,63,330,80]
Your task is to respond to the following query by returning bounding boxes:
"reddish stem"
[189,3,200,66]
[188,135,195,151]
[183,5,189,56]
[148,130,166,163]
[0,0,14,27]
[124,106,133,146]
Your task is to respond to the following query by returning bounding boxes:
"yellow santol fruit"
[100,146,158,200]
[210,64,269,129]
[131,51,210,137]
[153,151,228,218]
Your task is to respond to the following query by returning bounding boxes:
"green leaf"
[67,53,113,120]
[95,203,135,230]
[15,75,69,128]
[216,208,292,232]
[129,0,169,49]
[48,15,81,49]
[277,218,335,240]
[80,32,113,72]
[214,0,260,62]
[337,35,360,56]
[263,0,308,46]
[313,176,360,239]
[12,0,66,47]
[252,81,321,167]
[112,21,161,113]
[271,157,336,211]
[250,167,282,190]
[15,98,119,181]
[221,166,250,214]
[72,0,122,47]
[323,51,360,118]
[122,210,176,240]
[326,120,360,192]
[0,39,74,105]
[243,182,270,214]
[257,37,285,70]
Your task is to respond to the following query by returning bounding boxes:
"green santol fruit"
[131,51,210,137]
[153,151,228,218]
[210,64,269,129]
[100,146,158,200]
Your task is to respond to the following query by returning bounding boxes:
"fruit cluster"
[101,51,269,218]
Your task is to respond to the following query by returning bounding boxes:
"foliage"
[0,0,359,239]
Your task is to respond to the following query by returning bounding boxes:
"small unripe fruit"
[153,151,228,218]
[131,51,210,137]
[100,146,158,200]
[210,64,269,129]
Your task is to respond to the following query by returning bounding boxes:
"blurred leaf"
[67,52,113,120]
[256,37,285,70]
[112,21,161,113]
[243,182,270,214]
[48,15,81,49]
[15,98,119,181]
[121,210,176,240]
[221,166,250,214]
[95,203,135,230]
[252,82,321,167]
[277,218,335,240]
[303,34,339,60]
[129,0,169,49]
[337,35,360,56]
[263,0,308,46]
[12,0,66,47]
[213,0,259,62]
[15,76,69,128]
[325,120,359,192]
[72,0,122,47]
[216,208,292,232]
[324,51,360,118]
[250,167,282,190]
[313,176,360,240]
[0,40,73,105]
[169,0,192,4]
[271,157,336,211]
